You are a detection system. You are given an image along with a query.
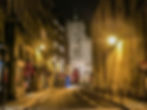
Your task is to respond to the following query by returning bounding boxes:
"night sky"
[52,0,146,26]
[52,0,99,24]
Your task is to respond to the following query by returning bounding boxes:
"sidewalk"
[109,95,147,110]
[0,89,52,110]
[100,93,147,110]
[84,88,147,110]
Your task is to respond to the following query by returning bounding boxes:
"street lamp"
[39,44,46,51]
[107,35,117,46]
[105,35,124,94]
[103,35,118,92]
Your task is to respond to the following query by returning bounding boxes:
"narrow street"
[32,89,124,110]
[0,0,147,110]
[4,88,128,110]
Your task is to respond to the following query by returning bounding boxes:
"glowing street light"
[39,44,46,51]
[107,35,117,46]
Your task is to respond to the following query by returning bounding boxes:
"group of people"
[54,69,80,88]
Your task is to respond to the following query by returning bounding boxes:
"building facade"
[91,0,147,99]
[66,17,92,84]
[0,0,68,100]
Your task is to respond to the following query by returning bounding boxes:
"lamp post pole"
[103,37,119,94]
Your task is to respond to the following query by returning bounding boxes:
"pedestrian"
[23,60,35,92]
[65,74,71,88]
[72,69,80,84]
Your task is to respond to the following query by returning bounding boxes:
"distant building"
[66,16,92,84]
